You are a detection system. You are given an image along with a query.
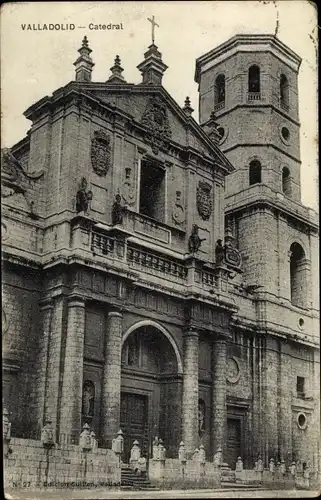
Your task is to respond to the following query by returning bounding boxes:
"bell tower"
[195,34,318,319]
[195,34,302,202]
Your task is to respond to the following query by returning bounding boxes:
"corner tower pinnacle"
[73,36,95,82]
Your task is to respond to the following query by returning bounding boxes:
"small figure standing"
[76,177,93,213]
[188,224,206,253]
[112,193,125,225]
[215,239,225,265]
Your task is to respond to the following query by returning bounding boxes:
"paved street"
[5,488,319,500]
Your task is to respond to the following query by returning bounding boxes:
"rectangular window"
[296,376,305,398]
[139,159,165,222]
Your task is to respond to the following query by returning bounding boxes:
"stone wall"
[149,458,220,489]
[4,438,121,489]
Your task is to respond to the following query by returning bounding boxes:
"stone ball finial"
[183,96,194,116]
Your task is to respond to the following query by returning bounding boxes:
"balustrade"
[127,246,187,282]
[247,92,261,101]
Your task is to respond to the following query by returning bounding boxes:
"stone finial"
[290,462,296,476]
[137,43,168,85]
[130,440,141,462]
[269,458,275,473]
[280,458,286,475]
[257,456,264,472]
[236,456,243,472]
[178,441,186,462]
[90,431,98,451]
[79,423,92,450]
[183,96,194,116]
[41,420,54,447]
[201,111,221,144]
[107,55,126,83]
[213,447,222,466]
[199,444,206,464]
[112,429,124,455]
[73,36,95,82]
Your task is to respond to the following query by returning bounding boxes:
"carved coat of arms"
[196,181,213,220]
[91,130,112,176]
[141,96,171,154]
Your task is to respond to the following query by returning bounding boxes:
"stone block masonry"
[4,438,121,489]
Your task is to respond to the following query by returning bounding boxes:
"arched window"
[248,65,260,94]
[282,167,291,196]
[280,74,289,110]
[214,74,226,109]
[249,160,262,185]
[290,243,306,307]
[82,381,95,418]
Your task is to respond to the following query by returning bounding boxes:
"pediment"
[85,86,234,173]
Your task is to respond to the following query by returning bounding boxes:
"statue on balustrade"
[188,224,206,254]
[215,239,225,265]
[112,193,125,225]
[76,177,93,213]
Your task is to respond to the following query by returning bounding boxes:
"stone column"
[36,301,53,434]
[101,309,123,448]
[59,296,85,444]
[181,327,199,457]
[212,335,227,459]
[44,296,65,440]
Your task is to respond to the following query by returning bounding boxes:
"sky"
[1,1,318,209]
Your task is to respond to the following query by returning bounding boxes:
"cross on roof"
[147,15,159,45]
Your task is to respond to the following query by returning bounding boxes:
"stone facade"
[2,33,319,489]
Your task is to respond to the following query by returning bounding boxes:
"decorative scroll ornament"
[141,96,171,154]
[172,190,185,226]
[196,181,213,220]
[224,229,242,269]
[91,130,112,176]
[226,357,241,384]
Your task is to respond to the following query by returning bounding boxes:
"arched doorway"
[120,322,182,462]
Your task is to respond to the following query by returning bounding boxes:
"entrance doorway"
[226,418,242,469]
[121,323,182,459]
[120,392,149,463]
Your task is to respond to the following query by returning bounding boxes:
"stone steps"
[121,467,158,491]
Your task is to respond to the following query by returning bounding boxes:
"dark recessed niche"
[298,318,304,328]
[217,127,225,139]
[281,126,290,141]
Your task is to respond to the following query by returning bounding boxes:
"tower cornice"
[195,34,302,83]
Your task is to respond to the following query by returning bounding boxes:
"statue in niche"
[188,224,206,254]
[215,239,225,265]
[122,167,136,205]
[112,193,125,225]
[127,335,139,366]
[82,382,95,417]
[76,177,93,213]
[198,400,205,433]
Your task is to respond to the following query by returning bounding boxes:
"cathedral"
[2,31,319,476]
